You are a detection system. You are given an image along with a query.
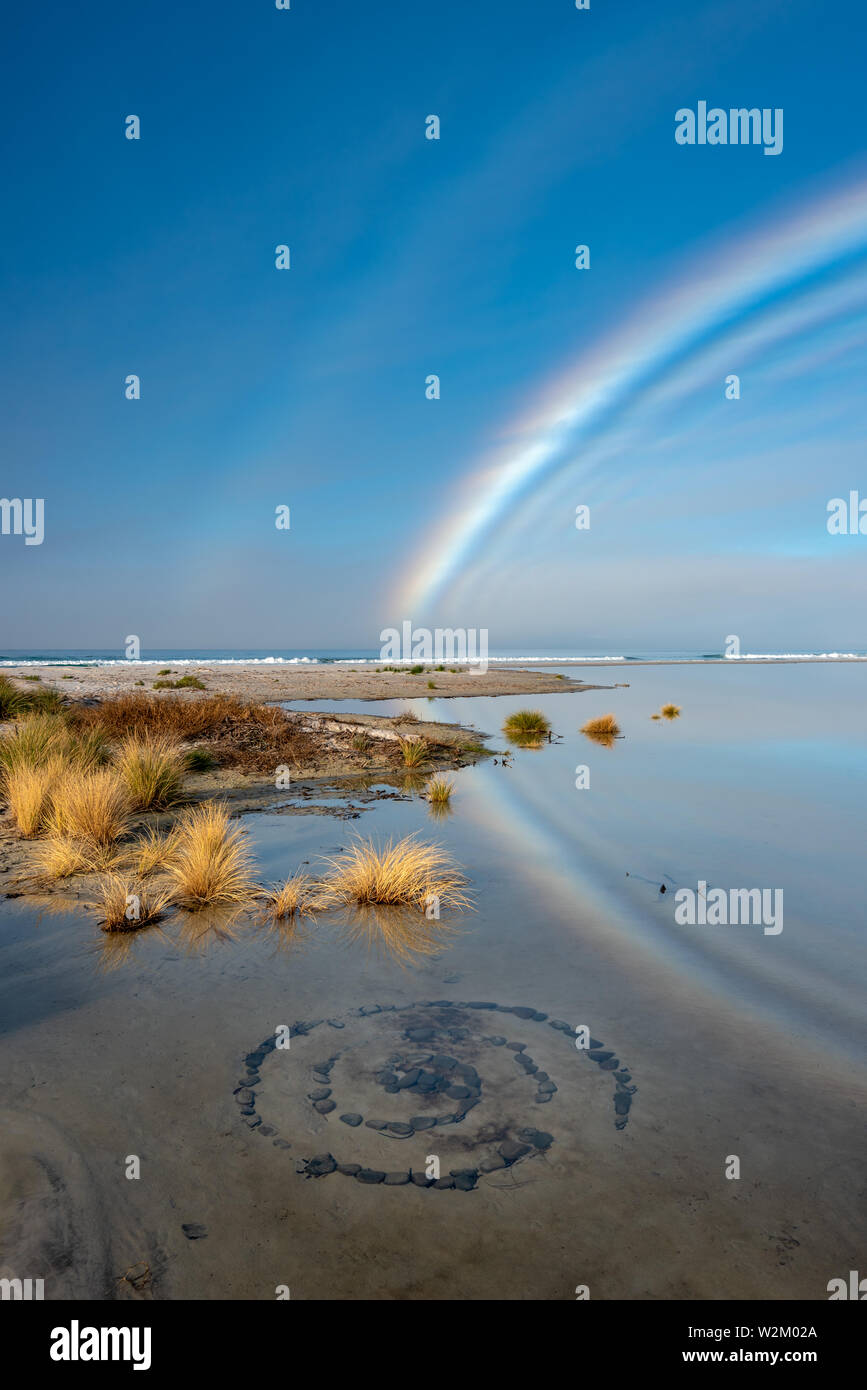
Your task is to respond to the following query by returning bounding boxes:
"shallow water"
[0,664,864,1300]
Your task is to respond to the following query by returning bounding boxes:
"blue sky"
[1,0,866,652]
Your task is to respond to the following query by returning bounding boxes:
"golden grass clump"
[502,710,551,747]
[0,715,110,777]
[398,736,430,767]
[660,703,681,720]
[132,826,179,877]
[4,759,64,836]
[30,836,93,879]
[164,802,256,908]
[98,876,172,932]
[426,775,454,804]
[503,709,551,738]
[263,871,323,921]
[116,733,185,809]
[48,768,133,845]
[581,713,621,736]
[321,833,470,913]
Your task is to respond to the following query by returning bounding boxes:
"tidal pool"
[0,663,864,1299]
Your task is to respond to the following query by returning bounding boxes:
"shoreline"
[0,663,607,702]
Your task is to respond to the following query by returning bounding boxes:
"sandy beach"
[0,663,606,703]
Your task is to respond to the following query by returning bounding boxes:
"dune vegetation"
[581,713,621,739]
[399,736,430,767]
[98,875,173,932]
[262,871,324,922]
[164,803,256,909]
[321,833,470,912]
[502,709,551,745]
[426,774,454,804]
[116,733,185,810]
[0,684,474,931]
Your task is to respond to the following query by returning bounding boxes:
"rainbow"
[397,170,867,614]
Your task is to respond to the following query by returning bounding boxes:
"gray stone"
[384,1172,411,1185]
[327,1019,345,1029]
[431,1055,458,1072]
[234,1088,254,1103]
[339,1113,363,1127]
[182,1223,208,1240]
[360,1005,381,1016]
[433,1176,455,1189]
[488,1036,507,1045]
[435,1113,457,1125]
[397,1069,421,1089]
[313,1099,336,1115]
[506,1042,526,1052]
[307,1087,332,1101]
[599,1058,619,1071]
[453,1172,478,1191]
[499,1140,531,1164]
[614,1092,632,1116]
[244,1115,261,1128]
[480,1155,506,1173]
[376,1070,398,1086]
[510,1006,537,1019]
[365,1119,388,1131]
[588,1050,614,1063]
[307,1153,337,1177]
[385,1122,413,1137]
[409,1116,437,1131]
[410,1172,432,1187]
[338,1163,361,1176]
[356,1169,386,1184]
[273,1138,292,1150]
[446,1084,471,1100]
[456,1063,480,1082]
[239,1104,255,1116]
[615,1070,632,1083]
[535,1093,552,1104]
[467,1002,497,1009]
[258,1124,276,1137]
[537,1080,556,1094]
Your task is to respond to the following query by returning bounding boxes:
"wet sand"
[0,880,861,1302]
[1,665,864,1301]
